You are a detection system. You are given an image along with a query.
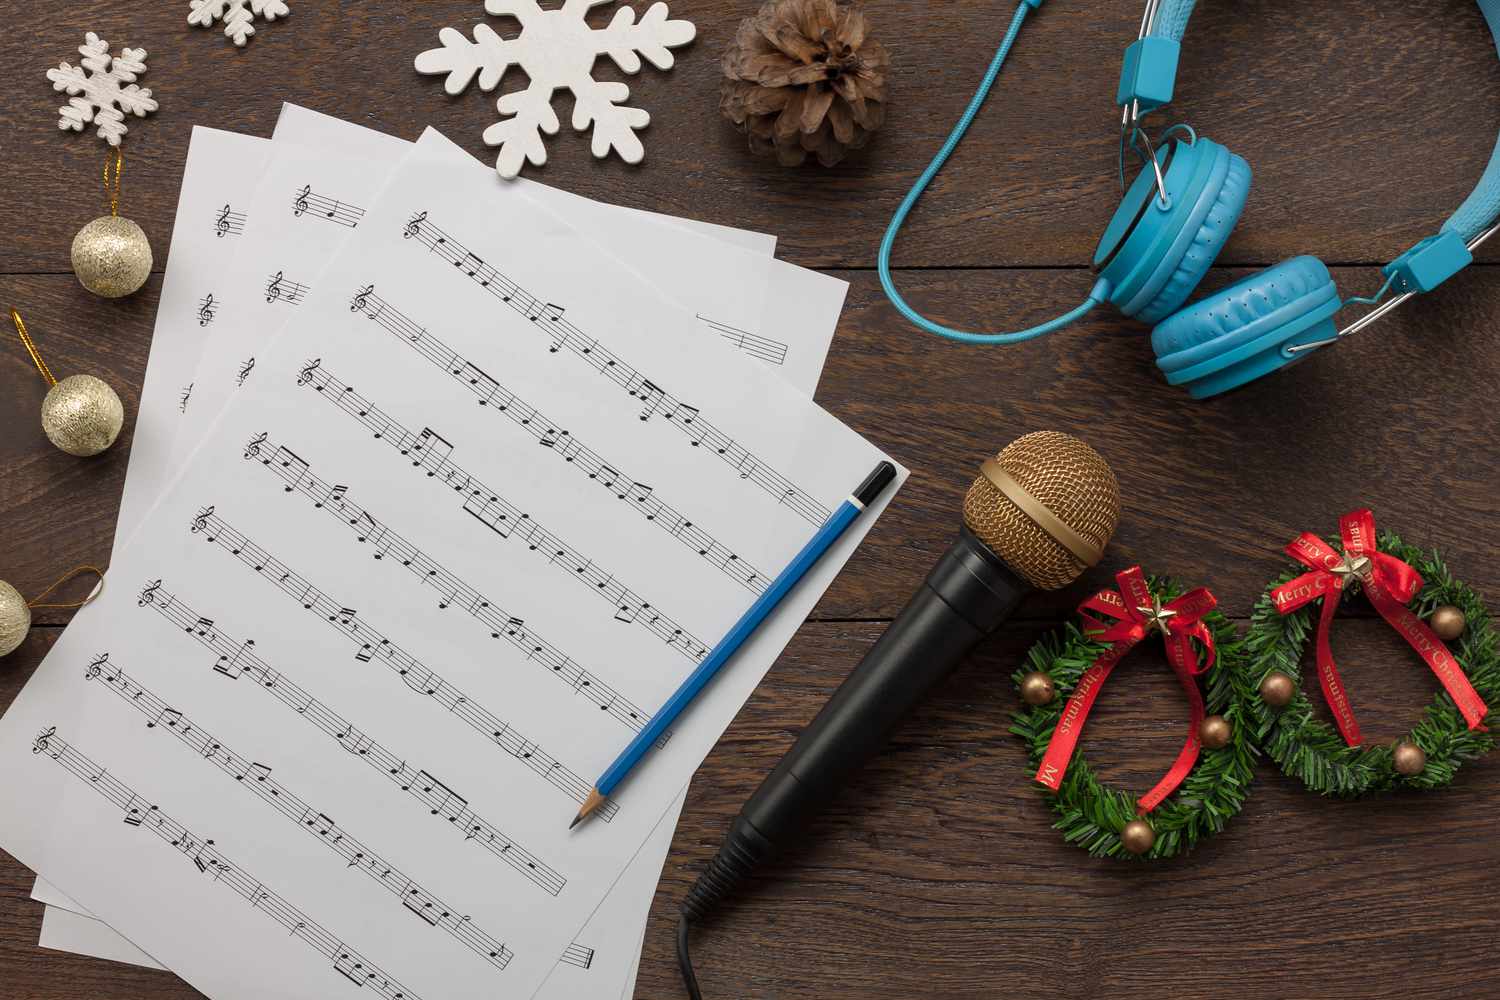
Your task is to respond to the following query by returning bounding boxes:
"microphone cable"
[877,0,1111,345]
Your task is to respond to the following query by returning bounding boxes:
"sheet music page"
[114,127,270,547]
[270,106,836,391]
[36,111,846,999]
[0,127,904,1000]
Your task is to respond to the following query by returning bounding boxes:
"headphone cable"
[677,915,703,1000]
[878,0,1111,344]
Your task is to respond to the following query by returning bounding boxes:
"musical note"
[197,293,217,327]
[695,312,791,367]
[179,511,626,822]
[292,185,366,228]
[265,271,311,306]
[137,588,581,880]
[401,212,832,524]
[37,731,425,997]
[336,290,771,595]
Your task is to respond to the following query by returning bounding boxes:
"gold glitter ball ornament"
[42,374,124,456]
[71,215,152,298]
[0,581,30,657]
[1120,818,1156,855]
[1019,670,1056,706]
[1429,605,1466,642]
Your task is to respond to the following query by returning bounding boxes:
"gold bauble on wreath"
[1199,714,1232,751]
[1019,670,1055,706]
[1429,605,1467,642]
[1119,819,1156,856]
[1393,741,1428,777]
[71,150,151,299]
[1259,671,1297,708]
[0,581,30,658]
[11,310,124,457]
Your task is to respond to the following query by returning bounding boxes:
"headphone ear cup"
[1128,149,1252,324]
[1151,256,1342,399]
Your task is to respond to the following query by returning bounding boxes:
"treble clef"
[296,359,322,387]
[190,506,216,534]
[266,271,285,303]
[32,726,58,756]
[198,293,216,327]
[237,357,256,387]
[244,432,268,460]
[351,285,374,315]
[138,580,163,606]
[403,212,427,241]
[293,184,311,217]
[215,205,233,238]
[86,653,110,681]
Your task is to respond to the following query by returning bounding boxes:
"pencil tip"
[568,814,583,830]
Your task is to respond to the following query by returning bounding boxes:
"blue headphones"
[879,0,1500,398]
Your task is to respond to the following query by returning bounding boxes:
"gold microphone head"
[962,431,1120,590]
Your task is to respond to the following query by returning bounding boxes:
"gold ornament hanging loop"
[27,566,105,611]
[105,148,124,217]
[11,309,58,388]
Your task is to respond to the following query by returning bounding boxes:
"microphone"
[676,432,1121,998]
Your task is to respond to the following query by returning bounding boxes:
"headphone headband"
[1123,0,1500,248]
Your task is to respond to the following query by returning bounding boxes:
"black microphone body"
[683,525,1029,921]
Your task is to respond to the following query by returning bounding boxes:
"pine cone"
[720,0,889,168]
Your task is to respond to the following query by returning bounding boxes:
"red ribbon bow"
[1271,509,1487,747]
[1036,566,1219,815]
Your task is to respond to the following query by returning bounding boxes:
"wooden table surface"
[4,2,1500,997]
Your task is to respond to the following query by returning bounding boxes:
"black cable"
[676,914,703,1000]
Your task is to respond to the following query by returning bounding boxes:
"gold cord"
[105,148,124,217]
[27,566,105,611]
[10,309,58,388]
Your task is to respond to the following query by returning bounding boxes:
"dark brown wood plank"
[5,1,1500,271]
[5,266,1498,626]
[4,619,1496,999]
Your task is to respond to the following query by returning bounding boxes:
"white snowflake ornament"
[189,0,290,47]
[46,33,159,147]
[416,0,696,179]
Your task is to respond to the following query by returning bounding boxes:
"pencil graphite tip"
[568,812,584,830]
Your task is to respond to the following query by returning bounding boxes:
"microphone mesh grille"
[962,431,1120,591]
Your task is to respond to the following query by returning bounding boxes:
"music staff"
[265,270,310,306]
[345,288,769,595]
[184,508,622,821]
[294,362,709,662]
[240,437,658,733]
[293,184,365,229]
[82,653,520,966]
[132,591,568,893]
[179,383,193,414]
[401,211,831,527]
[32,728,419,1000]
[197,293,218,327]
[561,943,595,970]
[214,203,246,238]
[237,356,256,387]
[695,313,790,367]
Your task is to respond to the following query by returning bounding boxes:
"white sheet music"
[0,126,903,1000]
[113,128,271,548]
[36,109,841,998]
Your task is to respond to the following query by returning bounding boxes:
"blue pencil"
[570,460,899,829]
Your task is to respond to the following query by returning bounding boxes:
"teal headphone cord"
[878,0,1111,344]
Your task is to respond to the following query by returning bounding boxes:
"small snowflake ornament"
[189,0,290,47]
[416,0,696,179]
[46,33,159,147]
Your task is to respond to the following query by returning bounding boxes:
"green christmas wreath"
[1011,574,1255,861]
[1239,525,1499,797]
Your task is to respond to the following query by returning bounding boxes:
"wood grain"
[2,1,1499,998]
